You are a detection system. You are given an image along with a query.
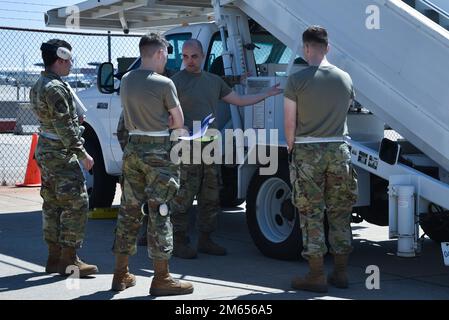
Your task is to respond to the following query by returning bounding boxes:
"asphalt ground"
[0,185,448,304]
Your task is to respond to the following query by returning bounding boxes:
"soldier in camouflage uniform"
[116,111,129,152]
[284,26,358,293]
[118,68,175,248]
[169,39,282,259]
[30,39,98,277]
[111,33,193,296]
[116,70,177,248]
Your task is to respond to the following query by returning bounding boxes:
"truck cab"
[83,20,300,210]
[47,0,449,261]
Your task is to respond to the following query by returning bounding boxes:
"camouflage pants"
[170,162,221,234]
[35,138,89,248]
[113,136,179,260]
[289,142,358,259]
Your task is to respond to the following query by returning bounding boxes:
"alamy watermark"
[65,5,80,29]
[366,5,381,30]
[365,265,380,290]
[169,123,280,176]
[65,265,80,290]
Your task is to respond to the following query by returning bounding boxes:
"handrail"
[421,0,449,21]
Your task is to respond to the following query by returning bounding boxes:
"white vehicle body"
[46,0,449,260]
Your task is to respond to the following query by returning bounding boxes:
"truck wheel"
[357,174,389,226]
[220,190,245,208]
[419,204,449,243]
[83,132,117,209]
[246,165,302,260]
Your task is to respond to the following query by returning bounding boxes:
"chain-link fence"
[0,26,142,185]
[0,26,404,186]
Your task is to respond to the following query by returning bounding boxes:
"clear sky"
[0,0,142,70]
[430,0,449,13]
[0,0,82,30]
[1,0,448,71]
[1,0,449,30]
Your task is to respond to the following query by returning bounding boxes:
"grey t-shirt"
[120,69,179,132]
[171,69,232,131]
[284,64,354,137]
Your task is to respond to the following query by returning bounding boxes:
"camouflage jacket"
[30,71,86,160]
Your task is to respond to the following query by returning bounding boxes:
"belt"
[129,135,170,144]
[129,129,169,137]
[39,132,60,141]
[294,136,350,144]
[194,135,218,143]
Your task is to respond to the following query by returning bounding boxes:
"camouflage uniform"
[289,143,357,259]
[30,71,89,248]
[170,159,221,235]
[169,70,232,239]
[113,136,179,259]
[116,111,129,151]
[117,110,151,248]
[116,110,128,192]
[112,67,181,260]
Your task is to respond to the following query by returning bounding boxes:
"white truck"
[46,0,449,261]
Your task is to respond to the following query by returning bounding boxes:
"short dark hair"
[41,39,72,67]
[139,33,169,57]
[302,26,328,47]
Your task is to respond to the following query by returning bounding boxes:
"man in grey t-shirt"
[169,39,282,259]
[111,33,193,297]
[284,26,358,293]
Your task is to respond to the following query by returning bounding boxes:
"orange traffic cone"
[16,133,41,187]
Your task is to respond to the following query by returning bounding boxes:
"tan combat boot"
[149,259,194,296]
[111,254,136,291]
[45,242,61,273]
[57,247,98,278]
[173,232,197,259]
[328,254,349,288]
[197,232,227,256]
[291,256,328,293]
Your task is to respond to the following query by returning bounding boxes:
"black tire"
[83,129,117,209]
[357,174,389,226]
[246,163,302,260]
[220,191,245,208]
[419,205,449,243]
[220,165,244,208]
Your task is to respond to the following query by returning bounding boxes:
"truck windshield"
[165,33,192,71]
[206,31,299,76]
[251,33,291,64]
[123,30,300,77]
[119,32,192,78]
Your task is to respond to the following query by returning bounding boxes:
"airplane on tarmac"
[0,66,93,88]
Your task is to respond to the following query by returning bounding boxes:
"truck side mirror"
[379,138,401,165]
[97,62,116,94]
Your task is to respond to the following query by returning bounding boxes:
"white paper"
[441,242,449,266]
[179,113,215,141]
[66,82,88,116]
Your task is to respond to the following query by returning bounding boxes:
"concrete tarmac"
[0,186,448,301]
